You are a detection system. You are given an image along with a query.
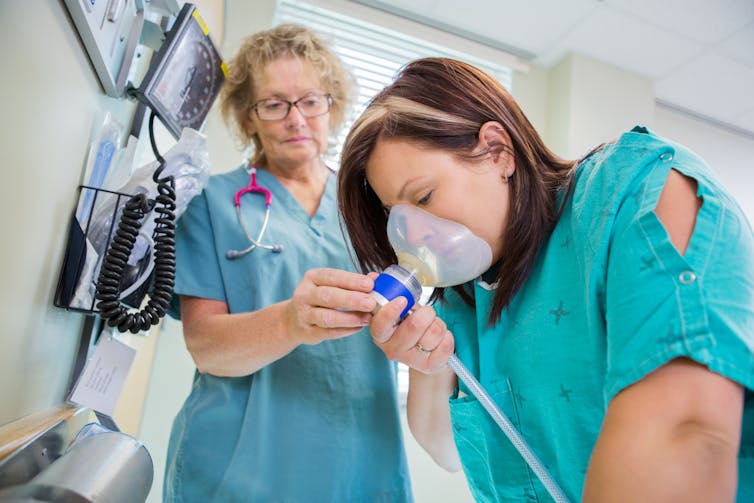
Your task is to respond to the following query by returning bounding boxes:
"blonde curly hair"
[219,23,355,166]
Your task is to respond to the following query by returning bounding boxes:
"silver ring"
[415,343,432,354]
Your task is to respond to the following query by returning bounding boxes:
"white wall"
[0,2,138,426]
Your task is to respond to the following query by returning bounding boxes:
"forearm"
[184,300,300,377]
[406,366,462,472]
[583,423,739,502]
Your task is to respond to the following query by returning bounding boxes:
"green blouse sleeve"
[603,140,754,402]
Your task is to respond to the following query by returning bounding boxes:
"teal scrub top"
[164,167,413,502]
[438,127,754,502]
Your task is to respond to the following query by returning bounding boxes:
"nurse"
[163,24,413,502]
[337,57,754,502]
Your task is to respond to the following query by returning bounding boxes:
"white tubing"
[448,354,571,503]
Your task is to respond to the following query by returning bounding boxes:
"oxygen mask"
[371,204,492,316]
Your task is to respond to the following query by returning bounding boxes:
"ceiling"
[353,0,754,138]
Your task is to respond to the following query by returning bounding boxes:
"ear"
[479,121,514,179]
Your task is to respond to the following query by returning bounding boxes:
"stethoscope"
[226,163,284,259]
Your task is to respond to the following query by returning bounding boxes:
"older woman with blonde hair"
[163,24,413,502]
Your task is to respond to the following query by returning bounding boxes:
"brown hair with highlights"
[338,57,576,324]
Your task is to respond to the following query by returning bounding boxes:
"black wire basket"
[54,185,153,314]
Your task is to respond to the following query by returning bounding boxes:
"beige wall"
[544,53,655,159]
[511,64,549,138]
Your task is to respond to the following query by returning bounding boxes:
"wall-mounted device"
[63,0,145,97]
[92,3,225,333]
[56,2,224,334]
[133,2,227,139]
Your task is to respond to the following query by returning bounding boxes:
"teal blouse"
[163,167,413,502]
[438,127,754,502]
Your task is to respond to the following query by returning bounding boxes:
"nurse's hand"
[286,268,377,345]
[370,297,454,374]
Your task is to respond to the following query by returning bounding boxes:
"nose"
[404,213,435,248]
[285,103,308,126]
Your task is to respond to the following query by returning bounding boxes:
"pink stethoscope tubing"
[225,166,283,259]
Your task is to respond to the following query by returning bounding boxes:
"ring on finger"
[415,342,433,354]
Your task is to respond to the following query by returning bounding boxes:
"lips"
[284,136,310,143]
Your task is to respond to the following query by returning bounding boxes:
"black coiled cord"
[94,112,176,333]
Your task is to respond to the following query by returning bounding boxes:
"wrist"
[277,299,304,347]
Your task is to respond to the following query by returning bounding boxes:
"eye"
[262,100,284,111]
[417,191,433,206]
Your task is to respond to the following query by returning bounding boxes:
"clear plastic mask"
[386,204,493,287]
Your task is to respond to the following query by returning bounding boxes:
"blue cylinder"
[371,264,422,318]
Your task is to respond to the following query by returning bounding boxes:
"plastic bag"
[69,127,210,310]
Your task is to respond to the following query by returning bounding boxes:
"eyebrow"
[256,90,322,100]
[396,176,425,202]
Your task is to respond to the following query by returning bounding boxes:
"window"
[275,0,513,166]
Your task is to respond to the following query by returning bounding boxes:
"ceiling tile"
[358,0,599,56]
[717,21,754,67]
[431,0,598,55]
[536,6,702,78]
[604,0,754,45]
[655,52,754,122]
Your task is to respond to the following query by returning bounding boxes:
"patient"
[337,57,754,502]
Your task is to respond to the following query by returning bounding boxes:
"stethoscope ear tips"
[271,245,284,253]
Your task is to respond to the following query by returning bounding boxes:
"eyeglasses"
[252,94,333,121]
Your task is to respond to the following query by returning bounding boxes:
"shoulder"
[570,126,721,216]
[180,166,245,223]
[554,127,722,263]
[197,166,248,208]
[584,126,716,186]
[205,165,246,191]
